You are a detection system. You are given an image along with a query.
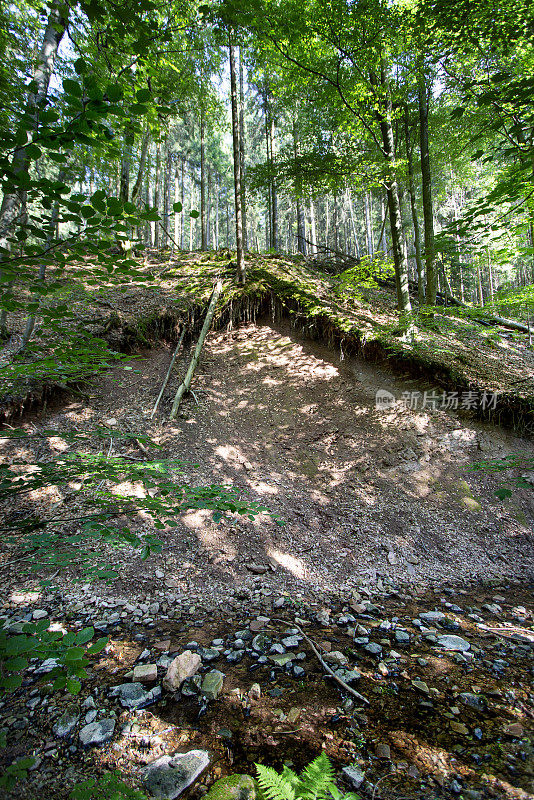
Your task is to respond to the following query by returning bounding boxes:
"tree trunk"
[347,191,360,259]
[131,129,150,205]
[418,69,436,305]
[154,141,161,249]
[229,33,246,282]
[309,198,317,255]
[364,191,374,259]
[239,47,248,250]
[372,64,411,311]
[174,164,180,251]
[404,108,424,303]
[270,112,278,251]
[200,104,207,250]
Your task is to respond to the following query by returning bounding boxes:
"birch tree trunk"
[404,110,424,303]
[154,141,161,249]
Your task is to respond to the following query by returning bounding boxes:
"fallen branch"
[272,619,370,706]
[150,326,186,419]
[169,281,222,420]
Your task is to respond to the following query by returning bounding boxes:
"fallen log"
[169,280,222,420]
[150,325,186,419]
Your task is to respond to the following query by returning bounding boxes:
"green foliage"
[255,753,360,800]
[0,617,107,694]
[0,756,36,791]
[470,454,534,500]
[0,428,278,583]
[334,255,395,302]
[70,771,148,800]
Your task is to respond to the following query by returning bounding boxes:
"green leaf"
[75,627,94,645]
[172,202,183,213]
[189,210,199,218]
[63,78,82,97]
[66,677,82,695]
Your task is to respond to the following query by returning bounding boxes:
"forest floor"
[1,253,533,800]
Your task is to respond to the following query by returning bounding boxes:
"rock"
[53,707,80,738]
[133,664,158,683]
[204,774,255,800]
[437,635,470,652]
[109,682,162,709]
[363,643,382,656]
[376,743,391,759]
[79,718,115,747]
[248,683,261,701]
[449,721,469,735]
[281,636,300,649]
[198,648,220,663]
[269,653,295,667]
[247,564,268,574]
[252,634,272,653]
[32,610,48,620]
[342,766,365,790]
[459,692,486,712]
[201,670,225,700]
[205,775,256,800]
[503,723,524,738]
[323,650,348,666]
[394,630,410,645]
[411,680,429,694]
[143,750,210,799]
[419,611,445,623]
[163,651,201,691]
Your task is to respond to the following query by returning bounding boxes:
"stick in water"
[150,326,186,419]
[169,281,223,420]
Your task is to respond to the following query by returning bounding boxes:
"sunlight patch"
[267,548,307,579]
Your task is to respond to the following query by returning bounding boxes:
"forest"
[0,0,533,799]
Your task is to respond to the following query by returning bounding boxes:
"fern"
[256,753,339,800]
[299,753,336,800]
[256,764,296,800]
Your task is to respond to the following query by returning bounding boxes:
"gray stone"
[269,653,295,667]
[342,766,365,790]
[109,682,162,709]
[419,611,445,623]
[437,635,470,652]
[142,749,210,799]
[32,609,48,620]
[163,651,201,692]
[79,718,115,747]
[364,643,382,656]
[133,664,158,683]
[53,707,80,738]
[459,692,486,712]
[201,670,225,700]
[198,648,220,663]
[281,636,300,649]
[394,630,410,645]
[323,650,348,666]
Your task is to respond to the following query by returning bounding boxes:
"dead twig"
[271,618,370,705]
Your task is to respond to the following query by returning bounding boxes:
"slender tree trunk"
[325,197,330,251]
[270,113,278,250]
[265,96,272,250]
[364,192,374,259]
[418,70,436,305]
[333,193,339,253]
[200,104,206,250]
[371,64,411,311]
[239,47,247,250]
[119,144,130,203]
[404,109,424,303]
[154,141,161,249]
[180,156,185,249]
[131,129,150,205]
[229,33,246,282]
[163,142,171,246]
[173,164,180,251]
[347,191,360,259]
[309,198,317,255]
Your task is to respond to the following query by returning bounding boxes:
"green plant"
[0,618,107,694]
[0,428,280,583]
[0,756,36,792]
[255,752,360,800]
[70,771,148,800]
[470,453,534,499]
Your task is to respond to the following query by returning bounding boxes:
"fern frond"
[256,763,296,800]
[299,753,336,800]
